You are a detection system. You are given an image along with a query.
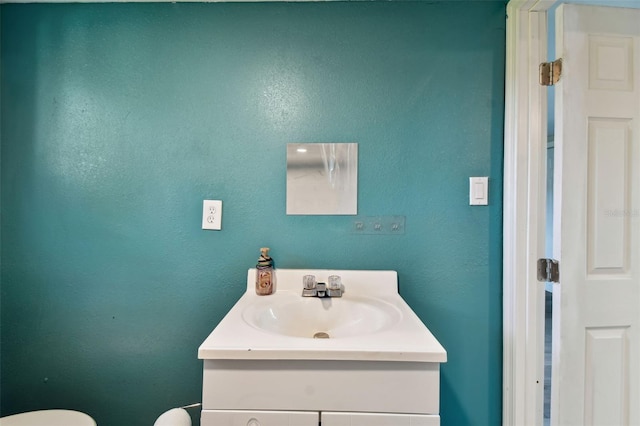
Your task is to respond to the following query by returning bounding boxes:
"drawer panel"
[203,359,440,415]
[322,412,440,426]
[201,409,318,426]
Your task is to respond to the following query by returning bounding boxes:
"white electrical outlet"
[202,200,222,230]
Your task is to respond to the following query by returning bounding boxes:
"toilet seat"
[0,409,96,426]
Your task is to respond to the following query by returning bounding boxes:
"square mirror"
[286,143,358,215]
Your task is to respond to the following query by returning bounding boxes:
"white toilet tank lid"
[0,409,96,426]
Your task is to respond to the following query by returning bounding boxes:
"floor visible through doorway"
[544,290,552,426]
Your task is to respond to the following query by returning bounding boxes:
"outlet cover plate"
[202,200,222,230]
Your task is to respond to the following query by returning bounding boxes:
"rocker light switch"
[469,177,489,205]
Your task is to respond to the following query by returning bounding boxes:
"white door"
[553,4,640,425]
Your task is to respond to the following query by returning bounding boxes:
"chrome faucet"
[302,275,343,298]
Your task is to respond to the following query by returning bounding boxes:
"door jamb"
[503,1,557,424]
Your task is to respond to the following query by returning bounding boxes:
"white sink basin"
[242,294,402,339]
[198,269,447,363]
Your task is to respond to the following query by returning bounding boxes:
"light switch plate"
[469,177,489,205]
[202,200,222,230]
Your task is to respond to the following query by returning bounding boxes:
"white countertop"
[198,269,447,363]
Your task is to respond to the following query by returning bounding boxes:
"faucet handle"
[327,275,343,297]
[303,275,317,289]
[302,275,318,296]
[328,275,342,290]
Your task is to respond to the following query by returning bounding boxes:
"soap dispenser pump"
[255,247,275,296]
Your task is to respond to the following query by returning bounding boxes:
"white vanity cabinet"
[198,270,447,426]
[200,359,442,425]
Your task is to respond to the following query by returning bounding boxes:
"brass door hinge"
[540,59,563,86]
[537,258,559,283]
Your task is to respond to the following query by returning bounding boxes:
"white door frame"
[503,1,556,425]
[504,1,640,424]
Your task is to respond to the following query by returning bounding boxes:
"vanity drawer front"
[322,412,440,426]
[203,359,440,415]
[201,409,318,426]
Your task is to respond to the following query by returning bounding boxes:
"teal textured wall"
[1,3,505,425]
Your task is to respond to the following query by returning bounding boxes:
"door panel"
[553,4,640,425]
[586,117,631,274]
[583,327,630,425]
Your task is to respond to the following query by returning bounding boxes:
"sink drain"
[313,331,330,339]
